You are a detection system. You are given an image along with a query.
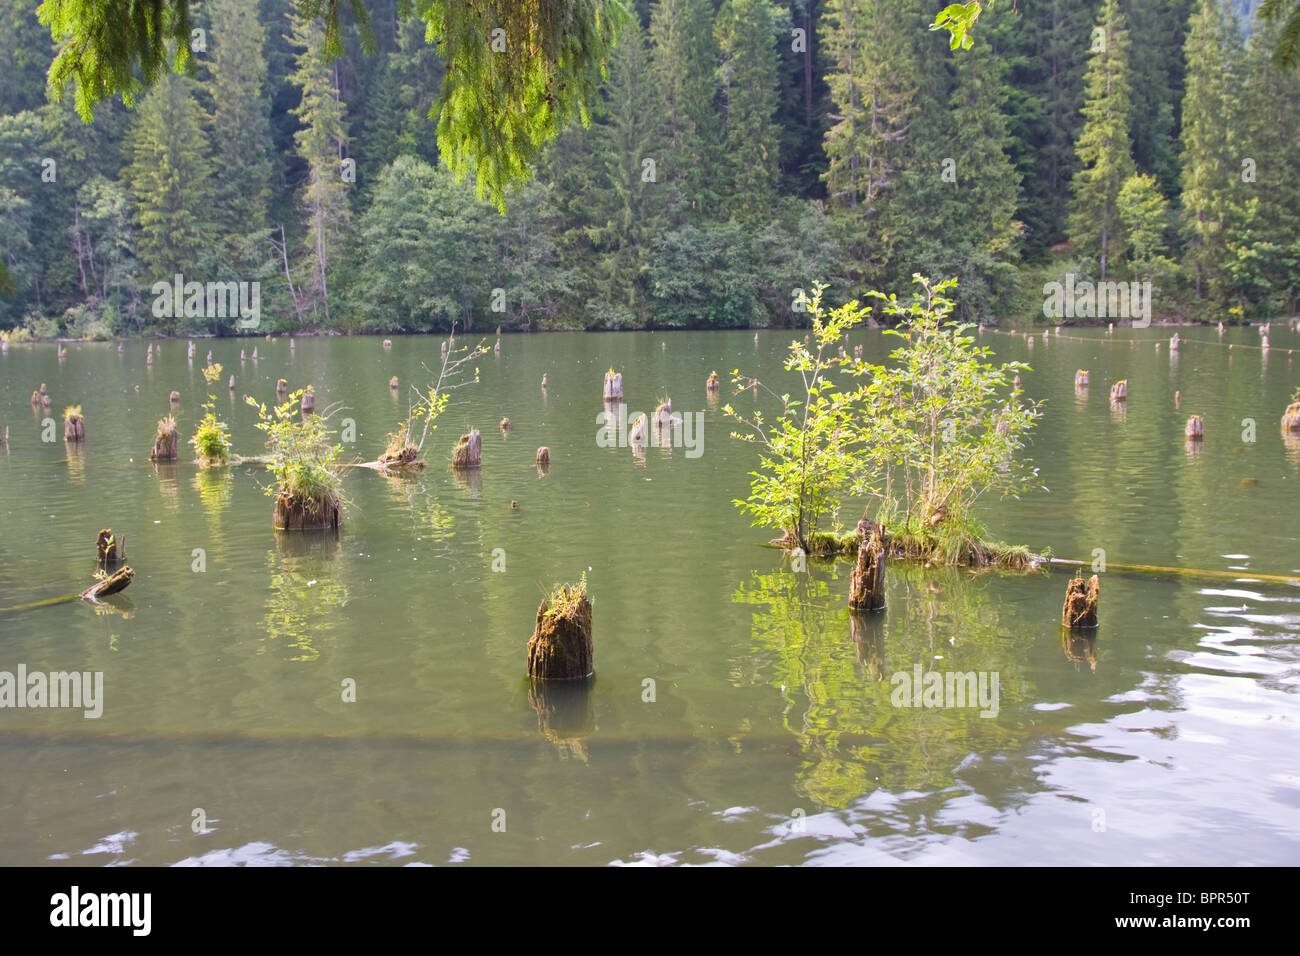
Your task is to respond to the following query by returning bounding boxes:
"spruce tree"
[123,71,217,297]
[289,11,352,324]
[1068,0,1136,281]
[715,0,786,219]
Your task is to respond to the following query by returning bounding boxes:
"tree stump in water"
[81,565,133,601]
[0,426,8,446]
[1074,369,1089,387]
[527,584,594,680]
[389,376,399,390]
[1110,380,1128,401]
[653,398,673,429]
[451,430,482,469]
[1062,575,1100,629]
[169,390,180,404]
[300,388,315,415]
[276,379,288,399]
[603,370,623,401]
[706,371,720,391]
[536,446,550,466]
[151,418,179,461]
[1185,415,1203,439]
[96,529,121,565]
[1282,402,1300,434]
[849,525,886,612]
[63,410,85,442]
[273,491,341,531]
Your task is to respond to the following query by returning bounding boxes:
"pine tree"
[123,72,217,297]
[715,0,787,219]
[1180,0,1242,304]
[649,0,723,217]
[1068,0,1136,280]
[206,0,274,237]
[289,11,352,324]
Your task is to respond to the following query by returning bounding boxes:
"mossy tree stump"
[848,526,886,612]
[452,430,482,469]
[273,491,341,531]
[527,583,594,680]
[1062,575,1100,629]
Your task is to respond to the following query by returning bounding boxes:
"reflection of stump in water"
[849,611,887,681]
[451,465,483,497]
[273,527,342,560]
[451,430,482,469]
[1062,575,1100,629]
[527,585,594,680]
[1062,630,1097,672]
[528,679,595,758]
[848,527,886,612]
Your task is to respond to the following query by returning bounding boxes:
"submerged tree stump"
[151,418,179,461]
[169,390,180,403]
[706,371,720,391]
[653,398,673,428]
[300,388,315,415]
[1062,575,1100,629]
[848,525,887,612]
[603,370,623,401]
[81,565,133,601]
[1110,380,1128,401]
[1185,415,1203,439]
[451,430,482,469]
[63,410,85,442]
[1074,369,1089,387]
[0,425,8,446]
[527,584,594,680]
[273,491,341,531]
[96,528,121,565]
[536,446,550,466]
[1282,402,1300,434]
[389,376,399,390]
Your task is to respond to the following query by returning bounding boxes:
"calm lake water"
[1,325,1298,866]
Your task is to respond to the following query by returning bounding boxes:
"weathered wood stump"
[273,491,341,531]
[276,378,288,398]
[300,388,315,415]
[63,410,85,442]
[169,390,180,403]
[536,446,550,466]
[527,584,594,680]
[848,524,886,612]
[382,339,392,349]
[629,414,646,444]
[0,425,7,446]
[706,371,721,391]
[389,376,398,390]
[653,398,673,429]
[1062,575,1100,629]
[96,528,121,565]
[499,417,510,431]
[451,430,482,469]
[81,565,133,601]
[1074,369,1089,387]
[1185,414,1203,439]
[1282,402,1300,434]
[151,418,179,461]
[541,373,548,388]
[1110,380,1128,401]
[603,370,623,401]
[228,375,235,390]
[1170,332,1180,351]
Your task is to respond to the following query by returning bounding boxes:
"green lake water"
[1,326,1297,865]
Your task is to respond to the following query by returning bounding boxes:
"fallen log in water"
[80,565,134,601]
